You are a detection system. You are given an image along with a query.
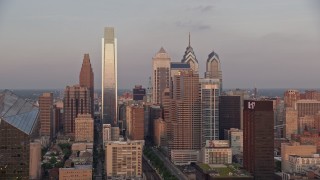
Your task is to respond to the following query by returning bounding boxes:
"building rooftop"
[197,163,252,178]
[0,90,39,135]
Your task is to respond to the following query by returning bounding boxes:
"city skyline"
[0,1,319,90]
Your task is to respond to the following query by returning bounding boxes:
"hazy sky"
[0,0,319,90]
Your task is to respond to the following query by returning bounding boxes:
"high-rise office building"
[205,50,222,91]
[102,27,117,125]
[296,99,320,118]
[169,70,201,164]
[133,85,146,101]
[63,85,91,137]
[181,33,198,73]
[243,100,274,179]
[79,53,94,117]
[39,92,53,140]
[0,90,40,179]
[219,95,241,139]
[200,78,220,146]
[284,107,298,140]
[126,105,145,140]
[152,47,171,104]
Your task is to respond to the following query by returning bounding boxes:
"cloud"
[191,5,214,13]
[175,21,211,31]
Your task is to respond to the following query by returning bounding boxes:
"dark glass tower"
[243,100,274,179]
[219,95,241,139]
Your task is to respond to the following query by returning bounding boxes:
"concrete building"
[59,165,92,180]
[152,47,171,104]
[111,126,120,141]
[39,92,53,142]
[171,150,200,165]
[75,114,94,142]
[200,78,220,146]
[225,128,243,156]
[285,107,298,140]
[79,53,94,118]
[63,85,91,137]
[29,141,41,180]
[289,154,320,173]
[0,90,40,179]
[102,124,112,143]
[148,105,162,142]
[298,115,315,134]
[243,100,274,180]
[127,104,144,140]
[154,118,166,146]
[102,27,117,125]
[284,89,300,108]
[105,140,144,178]
[281,142,317,172]
[296,99,320,118]
[201,140,232,164]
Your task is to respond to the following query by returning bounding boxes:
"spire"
[188,32,191,47]
[158,47,166,54]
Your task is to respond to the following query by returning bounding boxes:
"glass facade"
[102,27,117,126]
[201,79,220,146]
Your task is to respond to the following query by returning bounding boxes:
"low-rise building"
[59,165,92,180]
[201,140,232,165]
[105,140,144,179]
[75,114,94,142]
[289,154,320,173]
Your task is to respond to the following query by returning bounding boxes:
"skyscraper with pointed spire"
[205,50,222,91]
[79,53,94,116]
[152,47,171,104]
[181,33,198,73]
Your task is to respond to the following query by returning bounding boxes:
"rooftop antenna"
[189,32,191,46]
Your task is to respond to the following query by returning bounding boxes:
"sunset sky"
[0,0,319,89]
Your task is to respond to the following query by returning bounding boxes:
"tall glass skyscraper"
[102,27,117,126]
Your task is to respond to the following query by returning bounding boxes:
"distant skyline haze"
[0,0,319,89]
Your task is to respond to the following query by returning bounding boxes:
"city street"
[151,148,188,180]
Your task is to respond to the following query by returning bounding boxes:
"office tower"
[305,90,320,100]
[200,78,220,146]
[133,85,146,101]
[39,92,53,140]
[181,33,198,73]
[79,53,94,117]
[146,76,153,103]
[0,90,40,179]
[63,85,91,137]
[152,47,171,104]
[127,105,144,140]
[284,107,298,140]
[162,88,172,149]
[205,50,222,91]
[105,140,144,178]
[75,114,94,142]
[102,27,117,125]
[243,100,274,179]
[170,70,201,164]
[219,95,241,139]
[118,103,126,134]
[284,89,300,108]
